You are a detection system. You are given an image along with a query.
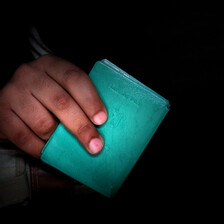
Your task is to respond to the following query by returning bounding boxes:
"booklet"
[41,59,170,197]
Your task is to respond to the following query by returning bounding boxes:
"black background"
[1,1,223,216]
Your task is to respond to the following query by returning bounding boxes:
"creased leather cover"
[40,59,169,197]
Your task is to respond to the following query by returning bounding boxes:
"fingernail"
[89,138,103,154]
[93,111,107,125]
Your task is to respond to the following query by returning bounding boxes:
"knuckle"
[28,54,54,71]
[34,54,60,69]
[75,122,98,146]
[63,67,87,86]
[13,63,33,80]
[34,117,56,139]
[53,93,71,111]
[11,63,42,90]
[13,129,31,146]
[76,122,93,135]
[0,86,13,105]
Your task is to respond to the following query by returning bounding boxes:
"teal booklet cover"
[40,59,169,197]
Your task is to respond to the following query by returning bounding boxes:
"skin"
[0,54,108,158]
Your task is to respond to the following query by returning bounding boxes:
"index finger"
[33,55,108,125]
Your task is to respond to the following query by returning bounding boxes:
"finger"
[9,87,58,140]
[0,109,45,158]
[33,55,108,125]
[30,71,104,154]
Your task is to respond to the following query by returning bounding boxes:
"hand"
[0,55,107,158]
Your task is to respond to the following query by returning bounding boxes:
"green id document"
[40,59,169,197]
